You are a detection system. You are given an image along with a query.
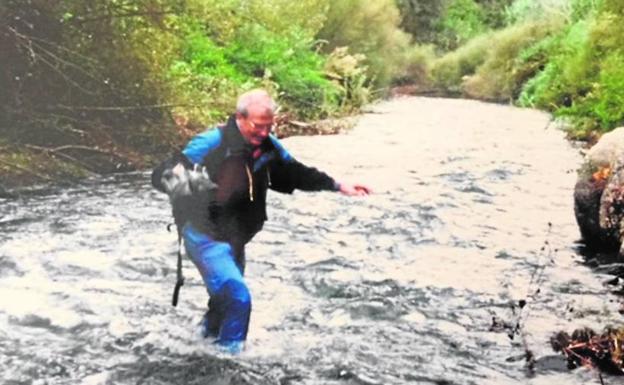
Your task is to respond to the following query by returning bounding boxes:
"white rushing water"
[1,96,621,385]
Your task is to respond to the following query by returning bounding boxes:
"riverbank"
[0,137,165,195]
[0,92,596,196]
[0,115,357,195]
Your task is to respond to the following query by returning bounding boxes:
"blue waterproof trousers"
[182,223,251,351]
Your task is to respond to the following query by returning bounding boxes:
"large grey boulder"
[574,127,624,256]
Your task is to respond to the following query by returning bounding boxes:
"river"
[1,96,620,385]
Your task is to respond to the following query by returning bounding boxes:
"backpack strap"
[171,225,185,307]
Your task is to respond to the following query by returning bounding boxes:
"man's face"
[237,104,274,147]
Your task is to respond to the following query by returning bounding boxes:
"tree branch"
[73,10,177,24]
[25,144,121,157]
[8,26,99,96]
[24,33,99,65]
[24,144,101,176]
[54,103,199,111]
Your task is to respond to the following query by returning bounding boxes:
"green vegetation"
[409,0,622,139]
[430,32,493,93]
[462,19,563,102]
[513,0,624,137]
[1,0,407,187]
[1,0,622,187]
[317,0,411,89]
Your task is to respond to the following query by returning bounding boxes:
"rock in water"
[574,127,624,255]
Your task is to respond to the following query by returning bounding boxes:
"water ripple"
[0,97,618,385]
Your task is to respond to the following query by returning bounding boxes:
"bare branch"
[25,144,121,157]
[32,52,98,96]
[24,144,101,175]
[28,39,102,82]
[54,103,199,111]
[8,26,103,86]
[24,34,99,65]
[8,26,99,96]
[73,10,177,24]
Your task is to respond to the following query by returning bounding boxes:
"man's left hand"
[338,182,371,196]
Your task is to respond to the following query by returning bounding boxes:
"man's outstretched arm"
[268,136,370,196]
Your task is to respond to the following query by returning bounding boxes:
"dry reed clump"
[551,326,624,376]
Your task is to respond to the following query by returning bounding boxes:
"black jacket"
[152,115,338,248]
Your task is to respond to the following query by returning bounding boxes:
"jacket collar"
[222,115,252,155]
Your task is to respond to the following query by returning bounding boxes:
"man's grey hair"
[236,89,278,117]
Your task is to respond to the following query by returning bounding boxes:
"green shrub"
[395,0,446,44]
[517,20,592,110]
[515,3,624,136]
[167,2,375,123]
[397,0,512,48]
[504,0,572,24]
[238,0,329,37]
[394,44,437,86]
[437,0,488,50]
[601,0,623,14]
[462,19,563,101]
[429,32,493,92]
[316,0,410,89]
[589,10,624,54]
[477,0,515,28]
[570,0,603,22]
[165,23,244,124]
[557,11,624,132]
[226,24,340,120]
[566,52,624,130]
[324,47,370,112]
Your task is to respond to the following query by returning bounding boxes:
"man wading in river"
[152,89,370,353]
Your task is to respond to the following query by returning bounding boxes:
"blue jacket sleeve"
[151,128,222,192]
[182,128,222,164]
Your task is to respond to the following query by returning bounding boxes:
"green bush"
[517,6,624,134]
[166,1,375,123]
[517,20,592,110]
[166,23,244,124]
[225,24,340,120]
[567,52,624,130]
[504,0,572,24]
[237,0,329,37]
[477,0,515,29]
[437,0,488,50]
[570,0,603,22]
[429,32,492,92]
[316,0,410,89]
[324,47,370,112]
[395,0,446,44]
[600,0,622,14]
[557,10,624,132]
[462,19,563,101]
[394,44,437,86]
